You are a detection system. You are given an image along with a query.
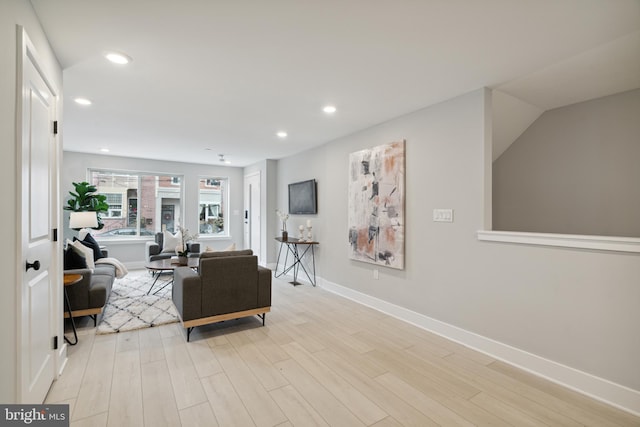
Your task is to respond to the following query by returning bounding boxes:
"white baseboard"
[318,276,640,417]
[56,345,68,377]
[265,262,278,271]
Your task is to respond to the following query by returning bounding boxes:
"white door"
[244,172,261,261]
[18,29,57,403]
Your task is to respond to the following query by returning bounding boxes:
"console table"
[274,237,318,286]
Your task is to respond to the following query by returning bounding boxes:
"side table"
[63,273,82,346]
[274,237,318,286]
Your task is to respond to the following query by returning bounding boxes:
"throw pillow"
[78,228,91,241]
[69,239,95,269]
[75,233,104,261]
[162,229,182,253]
[204,243,235,252]
[64,246,87,270]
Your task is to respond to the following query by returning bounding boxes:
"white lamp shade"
[69,211,98,229]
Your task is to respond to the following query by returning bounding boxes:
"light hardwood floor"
[48,272,640,427]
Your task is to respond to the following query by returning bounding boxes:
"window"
[198,177,228,236]
[104,193,123,218]
[89,170,182,237]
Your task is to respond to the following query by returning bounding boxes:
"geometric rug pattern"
[96,269,179,334]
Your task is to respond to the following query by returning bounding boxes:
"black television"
[288,179,317,214]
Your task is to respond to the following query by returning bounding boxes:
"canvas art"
[348,140,405,269]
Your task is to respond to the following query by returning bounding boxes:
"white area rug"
[97,269,179,334]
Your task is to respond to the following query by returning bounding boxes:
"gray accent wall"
[276,89,640,393]
[493,89,640,237]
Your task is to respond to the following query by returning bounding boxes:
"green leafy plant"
[64,181,109,229]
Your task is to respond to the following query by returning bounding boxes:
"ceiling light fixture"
[105,51,132,65]
[323,105,337,114]
[219,154,231,165]
[100,148,110,153]
[74,97,92,106]
[276,131,288,138]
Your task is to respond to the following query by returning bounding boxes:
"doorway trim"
[244,171,262,262]
[16,26,64,402]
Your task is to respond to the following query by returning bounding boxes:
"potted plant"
[64,181,109,230]
[276,209,289,240]
[175,226,199,265]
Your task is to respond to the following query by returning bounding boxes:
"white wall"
[276,89,640,410]
[62,152,244,265]
[244,159,278,265]
[0,0,63,403]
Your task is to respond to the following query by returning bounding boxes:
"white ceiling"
[30,0,640,167]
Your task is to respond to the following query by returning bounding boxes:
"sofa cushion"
[75,233,104,261]
[200,249,252,259]
[64,263,117,317]
[68,239,95,269]
[94,263,116,279]
[162,229,182,253]
[64,247,87,270]
[205,243,236,252]
[88,273,112,309]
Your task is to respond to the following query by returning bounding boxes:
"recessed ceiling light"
[105,52,132,65]
[74,97,92,106]
[323,105,337,114]
[276,131,288,138]
[100,148,110,153]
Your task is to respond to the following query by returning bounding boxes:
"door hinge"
[52,336,58,350]
[53,121,58,135]
[52,228,58,242]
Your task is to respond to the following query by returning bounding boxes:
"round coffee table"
[145,257,199,295]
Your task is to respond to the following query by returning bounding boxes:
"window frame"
[197,175,229,238]
[87,168,184,239]
[103,193,124,218]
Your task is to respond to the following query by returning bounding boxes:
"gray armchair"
[172,249,271,341]
[145,232,201,262]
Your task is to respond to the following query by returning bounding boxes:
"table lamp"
[69,211,98,239]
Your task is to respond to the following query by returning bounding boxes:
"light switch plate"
[433,208,454,222]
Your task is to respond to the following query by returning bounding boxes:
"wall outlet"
[433,208,454,222]
[373,269,379,280]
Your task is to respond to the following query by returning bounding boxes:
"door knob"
[26,260,40,271]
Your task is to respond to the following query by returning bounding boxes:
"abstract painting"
[348,140,405,269]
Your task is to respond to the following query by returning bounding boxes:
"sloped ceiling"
[30,0,640,166]
[491,91,544,162]
[493,29,640,159]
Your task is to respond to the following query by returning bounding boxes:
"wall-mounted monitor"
[288,179,317,215]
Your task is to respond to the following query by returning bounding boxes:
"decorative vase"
[177,256,188,266]
[282,231,288,241]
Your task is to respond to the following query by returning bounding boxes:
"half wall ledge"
[477,230,640,254]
